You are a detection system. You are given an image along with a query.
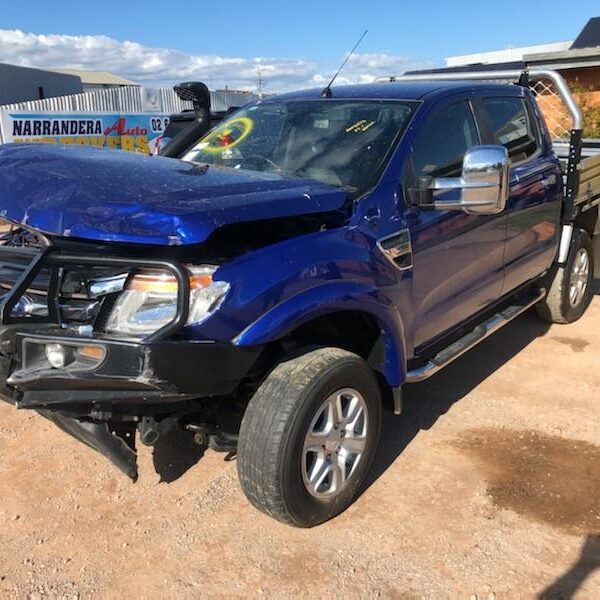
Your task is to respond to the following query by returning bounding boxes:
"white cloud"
[0,29,432,93]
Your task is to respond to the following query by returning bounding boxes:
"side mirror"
[423,145,509,215]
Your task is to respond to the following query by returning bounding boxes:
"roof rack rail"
[376,69,583,221]
[376,70,583,131]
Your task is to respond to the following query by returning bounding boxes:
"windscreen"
[182,99,416,196]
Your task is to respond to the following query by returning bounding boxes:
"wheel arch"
[233,281,407,387]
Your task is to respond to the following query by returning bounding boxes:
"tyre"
[536,229,594,324]
[237,347,382,527]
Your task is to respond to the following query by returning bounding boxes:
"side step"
[405,289,545,384]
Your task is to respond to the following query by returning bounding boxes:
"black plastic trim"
[564,128,583,224]
[6,332,261,409]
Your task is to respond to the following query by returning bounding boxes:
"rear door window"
[481,97,539,163]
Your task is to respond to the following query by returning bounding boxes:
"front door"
[404,97,507,350]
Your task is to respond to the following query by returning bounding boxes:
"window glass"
[481,97,538,162]
[412,101,479,178]
[183,100,416,197]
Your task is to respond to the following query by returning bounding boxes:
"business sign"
[0,111,171,154]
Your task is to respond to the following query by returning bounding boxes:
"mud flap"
[37,410,138,480]
[592,235,600,279]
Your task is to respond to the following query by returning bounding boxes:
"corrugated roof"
[571,17,600,50]
[48,68,139,86]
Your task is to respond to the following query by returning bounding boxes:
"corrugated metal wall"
[0,86,257,115]
[0,64,84,106]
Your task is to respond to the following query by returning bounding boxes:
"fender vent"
[377,230,413,270]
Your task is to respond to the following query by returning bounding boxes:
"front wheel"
[536,229,594,324]
[237,347,382,527]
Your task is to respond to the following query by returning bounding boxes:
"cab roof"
[265,81,523,103]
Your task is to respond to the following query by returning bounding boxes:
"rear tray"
[575,152,600,211]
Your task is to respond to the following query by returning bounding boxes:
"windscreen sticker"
[195,117,254,153]
[346,119,376,133]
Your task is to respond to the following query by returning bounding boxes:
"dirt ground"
[1,291,599,599]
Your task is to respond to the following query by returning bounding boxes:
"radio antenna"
[321,29,368,98]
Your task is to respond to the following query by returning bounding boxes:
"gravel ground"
[0,291,599,598]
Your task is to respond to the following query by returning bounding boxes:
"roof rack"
[376,70,583,130]
[377,69,583,218]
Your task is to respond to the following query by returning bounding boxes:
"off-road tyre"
[237,347,382,527]
[536,229,594,324]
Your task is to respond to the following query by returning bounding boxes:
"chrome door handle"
[541,174,557,188]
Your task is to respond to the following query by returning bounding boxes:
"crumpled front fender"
[233,280,406,386]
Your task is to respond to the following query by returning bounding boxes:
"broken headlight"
[106,266,229,337]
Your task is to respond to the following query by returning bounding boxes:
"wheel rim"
[302,388,368,499]
[569,247,590,308]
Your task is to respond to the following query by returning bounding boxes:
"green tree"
[572,83,600,139]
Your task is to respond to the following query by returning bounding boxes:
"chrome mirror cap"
[461,145,509,214]
[428,145,509,215]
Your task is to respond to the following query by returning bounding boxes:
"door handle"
[541,174,557,189]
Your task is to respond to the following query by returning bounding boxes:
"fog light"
[45,343,69,369]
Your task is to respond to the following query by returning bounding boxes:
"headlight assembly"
[106,266,229,337]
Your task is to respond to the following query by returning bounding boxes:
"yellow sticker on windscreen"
[198,117,254,153]
[346,119,376,133]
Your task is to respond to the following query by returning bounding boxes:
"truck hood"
[0,144,348,245]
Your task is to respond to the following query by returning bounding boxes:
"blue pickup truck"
[0,69,598,527]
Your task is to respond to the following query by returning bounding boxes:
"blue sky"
[0,0,598,91]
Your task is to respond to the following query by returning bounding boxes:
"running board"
[405,289,545,384]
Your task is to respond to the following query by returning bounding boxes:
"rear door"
[478,94,562,293]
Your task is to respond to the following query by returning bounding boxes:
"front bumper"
[0,328,259,481]
[0,328,260,411]
[0,242,260,410]
[0,241,259,479]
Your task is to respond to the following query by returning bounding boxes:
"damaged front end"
[0,143,352,480]
[0,225,260,478]
[38,411,139,479]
